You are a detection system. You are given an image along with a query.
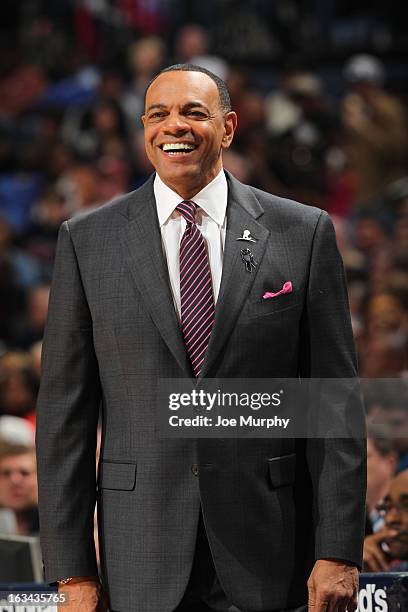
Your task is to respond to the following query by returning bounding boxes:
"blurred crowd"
[0,0,408,577]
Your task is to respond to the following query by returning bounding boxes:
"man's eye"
[149,112,166,119]
[186,111,207,118]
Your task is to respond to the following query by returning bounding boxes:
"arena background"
[0,0,407,596]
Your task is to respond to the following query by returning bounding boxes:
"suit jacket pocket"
[248,294,302,318]
[98,460,137,491]
[268,453,296,488]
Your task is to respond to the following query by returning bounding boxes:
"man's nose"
[162,113,190,134]
[386,508,402,525]
[9,473,24,486]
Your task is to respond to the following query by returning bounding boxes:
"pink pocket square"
[262,281,293,300]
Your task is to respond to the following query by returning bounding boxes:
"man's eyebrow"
[146,101,212,114]
[146,103,167,113]
[181,101,210,113]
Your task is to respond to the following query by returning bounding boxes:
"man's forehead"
[145,70,218,105]
[390,474,408,496]
[0,452,35,465]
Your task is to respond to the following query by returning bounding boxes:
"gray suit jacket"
[36,171,366,612]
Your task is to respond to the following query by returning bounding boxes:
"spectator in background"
[0,217,35,348]
[366,423,398,534]
[342,54,408,209]
[366,293,408,347]
[363,469,408,572]
[174,24,228,80]
[223,67,282,195]
[265,70,339,208]
[226,68,264,147]
[21,186,69,282]
[12,285,50,350]
[62,98,129,161]
[353,211,390,261]
[59,164,101,214]
[367,380,408,472]
[0,61,46,120]
[360,292,408,377]
[45,141,76,181]
[0,442,38,536]
[96,156,131,203]
[175,24,208,64]
[360,336,407,377]
[122,36,166,132]
[0,351,38,426]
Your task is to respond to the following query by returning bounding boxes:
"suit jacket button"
[191,463,199,476]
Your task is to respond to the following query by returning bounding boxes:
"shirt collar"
[154,169,228,227]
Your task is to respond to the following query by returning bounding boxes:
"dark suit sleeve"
[299,211,366,568]
[36,220,101,583]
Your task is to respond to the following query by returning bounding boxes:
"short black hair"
[145,63,232,113]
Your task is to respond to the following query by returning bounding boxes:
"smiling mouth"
[159,143,198,155]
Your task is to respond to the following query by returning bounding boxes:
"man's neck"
[160,181,206,200]
[157,170,224,200]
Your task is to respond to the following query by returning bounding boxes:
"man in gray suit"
[36,65,366,612]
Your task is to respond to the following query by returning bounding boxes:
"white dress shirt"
[154,169,227,318]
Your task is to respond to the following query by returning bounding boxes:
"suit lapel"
[199,172,270,378]
[120,176,192,377]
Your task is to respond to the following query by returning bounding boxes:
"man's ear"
[141,114,146,127]
[222,111,238,149]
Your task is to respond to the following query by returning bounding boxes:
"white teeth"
[162,143,196,151]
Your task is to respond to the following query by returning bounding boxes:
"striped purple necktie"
[176,200,215,378]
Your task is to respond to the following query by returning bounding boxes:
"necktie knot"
[176,200,197,224]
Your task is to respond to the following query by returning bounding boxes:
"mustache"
[387,531,408,542]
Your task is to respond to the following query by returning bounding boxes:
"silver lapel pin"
[240,248,257,273]
[236,229,256,243]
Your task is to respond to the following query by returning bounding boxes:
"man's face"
[370,406,408,454]
[142,70,236,198]
[383,472,408,559]
[366,437,396,506]
[0,452,38,512]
